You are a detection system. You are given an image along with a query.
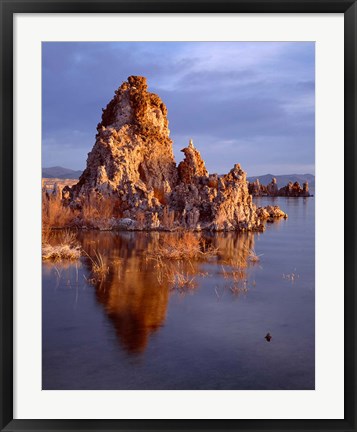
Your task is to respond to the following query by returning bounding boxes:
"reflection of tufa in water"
[78,231,259,354]
[81,232,169,354]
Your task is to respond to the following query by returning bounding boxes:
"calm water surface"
[42,197,314,389]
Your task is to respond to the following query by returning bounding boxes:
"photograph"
[41,41,315,390]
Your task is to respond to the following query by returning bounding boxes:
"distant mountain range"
[42,166,83,179]
[247,173,315,191]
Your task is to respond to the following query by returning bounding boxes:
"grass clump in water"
[152,232,217,261]
[83,250,109,283]
[42,230,81,262]
[247,247,262,263]
[147,233,214,293]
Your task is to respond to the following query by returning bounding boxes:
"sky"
[42,42,315,176]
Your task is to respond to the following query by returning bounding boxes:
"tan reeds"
[152,258,198,292]
[42,243,81,261]
[83,249,109,282]
[42,223,52,246]
[60,229,77,246]
[221,264,246,283]
[220,254,251,296]
[151,232,217,261]
[170,271,197,291]
[229,279,248,295]
[42,191,76,228]
[247,247,262,263]
[42,229,81,262]
[80,193,121,228]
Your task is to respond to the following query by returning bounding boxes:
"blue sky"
[42,42,315,176]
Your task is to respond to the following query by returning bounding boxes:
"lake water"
[42,197,315,390]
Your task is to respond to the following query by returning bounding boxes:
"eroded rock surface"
[278,181,311,197]
[66,76,287,231]
[249,177,311,198]
[71,76,177,208]
[178,139,208,184]
[267,178,279,196]
[257,205,288,222]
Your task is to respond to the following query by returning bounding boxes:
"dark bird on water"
[265,332,272,342]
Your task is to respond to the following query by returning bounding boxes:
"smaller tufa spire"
[178,139,208,184]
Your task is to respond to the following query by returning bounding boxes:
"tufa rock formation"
[178,139,208,184]
[267,178,279,196]
[256,205,288,222]
[248,177,311,198]
[65,76,287,231]
[278,181,311,197]
[70,76,177,203]
[248,177,279,197]
[248,178,263,197]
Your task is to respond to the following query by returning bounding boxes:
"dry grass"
[80,194,121,228]
[221,265,246,283]
[83,250,109,283]
[42,243,81,261]
[170,271,197,291]
[42,191,76,228]
[81,199,100,221]
[151,232,217,261]
[42,229,81,262]
[42,228,81,261]
[147,233,216,292]
[219,265,249,296]
[150,256,200,292]
[147,241,212,294]
[229,280,249,295]
[59,229,78,246]
[156,233,199,260]
[283,272,299,283]
[222,256,248,270]
[220,245,261,270]
[42,223,52,246]
[220,252,254,296]
[247,247,262,263]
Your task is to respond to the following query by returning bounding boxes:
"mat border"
[1,1,356,431]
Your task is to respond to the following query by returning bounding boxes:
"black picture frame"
[1,1,356,431]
